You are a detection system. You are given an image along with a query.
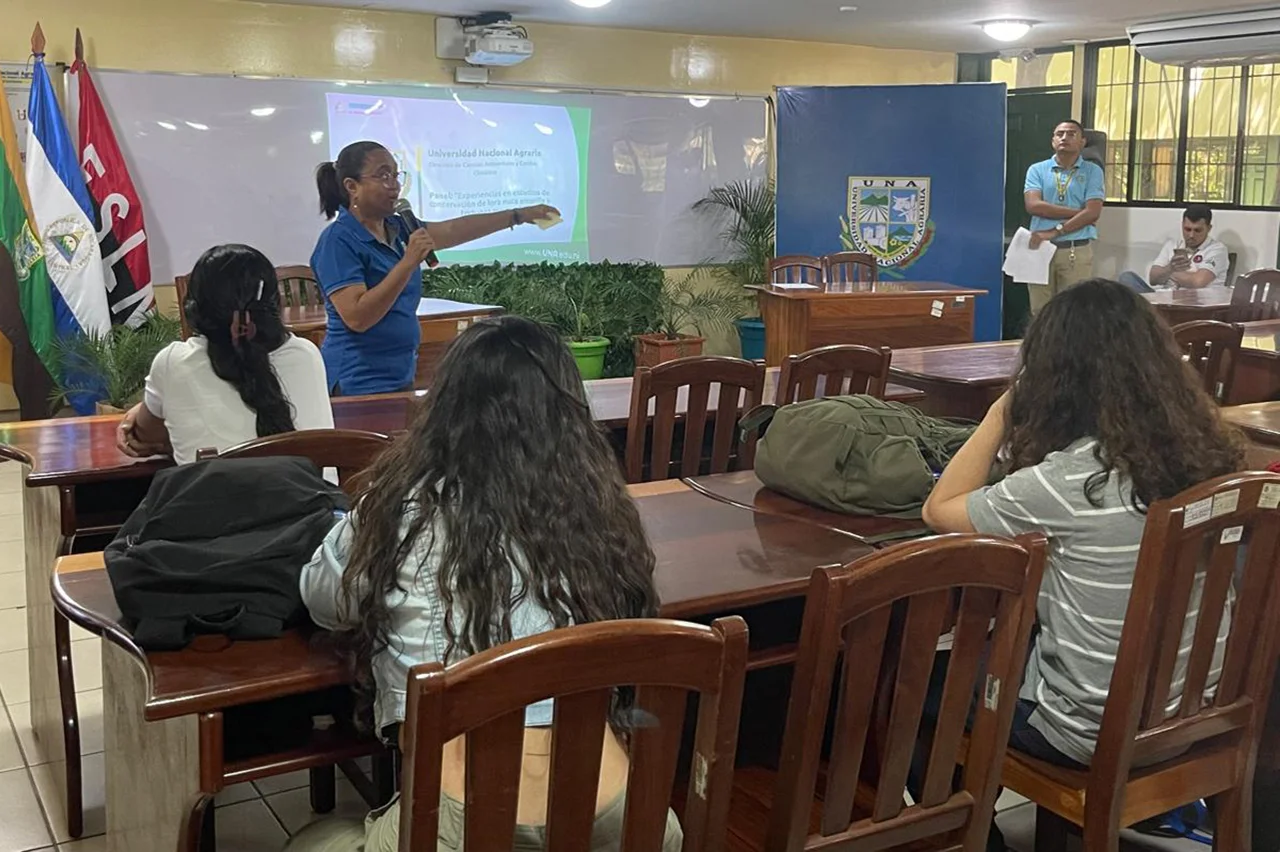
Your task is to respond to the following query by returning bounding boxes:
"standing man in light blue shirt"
[1023,120,1106,315]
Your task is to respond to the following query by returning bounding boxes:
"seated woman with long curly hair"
[292,316,676,851]
[923,278,1242,769]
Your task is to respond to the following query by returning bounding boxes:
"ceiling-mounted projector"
[437,13,534,68]
[466,24,534,66]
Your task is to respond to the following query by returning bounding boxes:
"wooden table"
[1142,286,1233,323]
[886,341,1020,420]
[888,324,1280,418]
[54,478,877,852]
[281,299,503,389]
[748,282,987,366]
[1222,402,1280,469]
[0,372,923,812]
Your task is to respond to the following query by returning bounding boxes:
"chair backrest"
[823,252,879,286]
[1086,473,1280,818]
[1230,269,1280,322]
[174,274,193,339]
[624,355,767,483]
[769,255,824,286]
[1172,320,1243,403]
[398,617,748,852]
[275,265,324,309]
[198,428,392,495]
[768,533,1047,852]
[777,345,892,405]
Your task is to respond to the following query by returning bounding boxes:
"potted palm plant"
[48,314,183,414]
[632,271,747,367]
[692,179,776,360]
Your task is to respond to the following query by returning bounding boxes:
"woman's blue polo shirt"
[310,207,421,395]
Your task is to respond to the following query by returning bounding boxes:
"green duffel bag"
[748,394,978,518]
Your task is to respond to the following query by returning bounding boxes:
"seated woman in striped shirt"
[923,278,1242,768]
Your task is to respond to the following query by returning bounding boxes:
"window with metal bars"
[1085,42,1280,209]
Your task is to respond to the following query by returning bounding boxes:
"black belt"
[1052,238,1092,248]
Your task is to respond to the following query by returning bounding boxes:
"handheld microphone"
[394,198,439,269]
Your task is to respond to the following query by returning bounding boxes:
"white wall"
[1093,207,1280,283]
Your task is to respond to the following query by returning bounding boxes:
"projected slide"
[326,92,589,263]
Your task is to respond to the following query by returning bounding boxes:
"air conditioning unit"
[1128,8,1280,67]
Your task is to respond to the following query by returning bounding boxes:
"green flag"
[0,78,56,418]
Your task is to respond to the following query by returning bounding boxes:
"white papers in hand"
[1002,227,1056,285]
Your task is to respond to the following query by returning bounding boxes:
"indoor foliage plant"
[632,270,748,367]
[48,313,183,414]
[423,261,664,378]
[692,179,775,360]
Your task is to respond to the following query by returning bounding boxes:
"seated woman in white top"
[291,316,680,852]
[116,244,333,463]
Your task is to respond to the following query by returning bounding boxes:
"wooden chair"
[275,265,324,309]
[625,356,766,483]
[1230,269,1280,322]
[399,617,749,852]
[776,345,892,405]
[995,472,1280,852]
[746,533,1046,852]
[822,252,878,286]
[1172,320,1243,403]
[769,255,824,286]
[174,265,322,340]
[198,428,392,496]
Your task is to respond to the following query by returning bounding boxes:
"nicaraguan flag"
[25,46,110,345]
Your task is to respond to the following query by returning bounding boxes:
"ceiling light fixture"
[688,97,710,108]
[250,106,276,117]
[838,5,858,11]
[981,20,1033,42]
[569,0,611,7]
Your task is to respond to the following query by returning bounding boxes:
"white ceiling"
[267,0,1276,53]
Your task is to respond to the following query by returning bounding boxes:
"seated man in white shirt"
[1119,204,1229,293]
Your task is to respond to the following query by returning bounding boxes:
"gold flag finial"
[31,22,46,56]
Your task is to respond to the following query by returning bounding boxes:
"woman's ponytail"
[316,161,344,220]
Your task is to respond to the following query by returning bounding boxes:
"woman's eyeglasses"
[362,169,407,187]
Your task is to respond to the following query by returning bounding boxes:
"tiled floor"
[0,459,1211,851]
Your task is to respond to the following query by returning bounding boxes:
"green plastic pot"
[568,336,610,380]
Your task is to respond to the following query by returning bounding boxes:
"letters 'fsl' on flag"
[26,29,111,347]
[69,30,153,328]
[0,76,56,419]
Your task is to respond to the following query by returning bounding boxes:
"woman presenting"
[312,140,559,395]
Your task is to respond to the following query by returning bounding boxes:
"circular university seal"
[41,215,95,278]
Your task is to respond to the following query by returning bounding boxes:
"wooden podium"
[748,281,987,366]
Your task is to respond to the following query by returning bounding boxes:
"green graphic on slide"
[437,105,591,265]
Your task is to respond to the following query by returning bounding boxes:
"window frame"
[966,46,1076,93]
[1085,39,1280,211]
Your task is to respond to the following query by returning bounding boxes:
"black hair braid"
[186,244,296,437]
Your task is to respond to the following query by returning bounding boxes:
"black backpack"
[105,456,349,650]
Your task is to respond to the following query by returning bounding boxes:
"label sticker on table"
[1211,489,1240,518]
[930,299,944,318]
[457,319,470,332]
[1260,483,1280,510]
[1221,525,1244,545]
[955,296,968,304]
[983,674,1001,711]
[1183,496,1213,528]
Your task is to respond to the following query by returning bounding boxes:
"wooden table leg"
[104,640,200,852]
[25,479,64,764]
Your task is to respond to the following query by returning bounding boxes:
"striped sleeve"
[966,465,1067,539]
